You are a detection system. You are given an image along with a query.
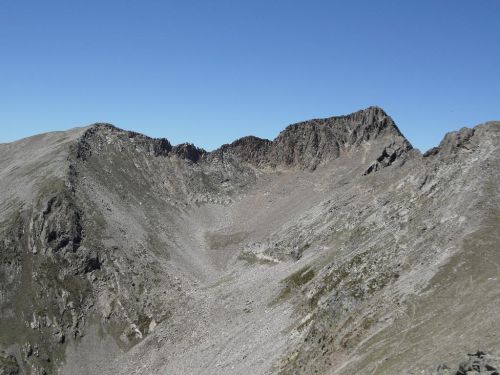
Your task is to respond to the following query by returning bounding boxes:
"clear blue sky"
[1,0,499,151]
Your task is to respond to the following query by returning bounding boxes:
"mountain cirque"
[0,107,499,375]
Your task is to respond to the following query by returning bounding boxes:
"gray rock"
[0,352,20,375]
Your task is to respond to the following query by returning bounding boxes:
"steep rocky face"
[0,108,498,375]
[269,106,410,169]
[212,106,412,170]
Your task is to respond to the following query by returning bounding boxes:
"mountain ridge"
[0,108,498,375]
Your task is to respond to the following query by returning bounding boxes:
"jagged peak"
[308,106,389,126]
[77,123,210,162]
[274,106,406,144]
[85,122,166,142]
[86,122,118,130]
[269,107,411,169]
[207,107,411,170]
[345,105,389,119]
[216,135,271,152]
[346,106,404,136]
[423,121,499,158]
[423,126,475,158]
[172,143,206,163]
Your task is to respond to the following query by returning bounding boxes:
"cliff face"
[211,106,412,170]
[0,109,498,375]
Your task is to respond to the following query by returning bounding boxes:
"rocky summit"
[0,107,499,375]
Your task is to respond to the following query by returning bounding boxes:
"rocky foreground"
[0,107,499,374]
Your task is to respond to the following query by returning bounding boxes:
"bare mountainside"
[0,107,499,375]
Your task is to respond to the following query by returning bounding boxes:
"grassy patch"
[238,251,276,265]
[270,266,315,306]
[206,231,248,250]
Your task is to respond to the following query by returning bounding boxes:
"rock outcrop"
[434,351,500,374]
[213,106,412,170]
